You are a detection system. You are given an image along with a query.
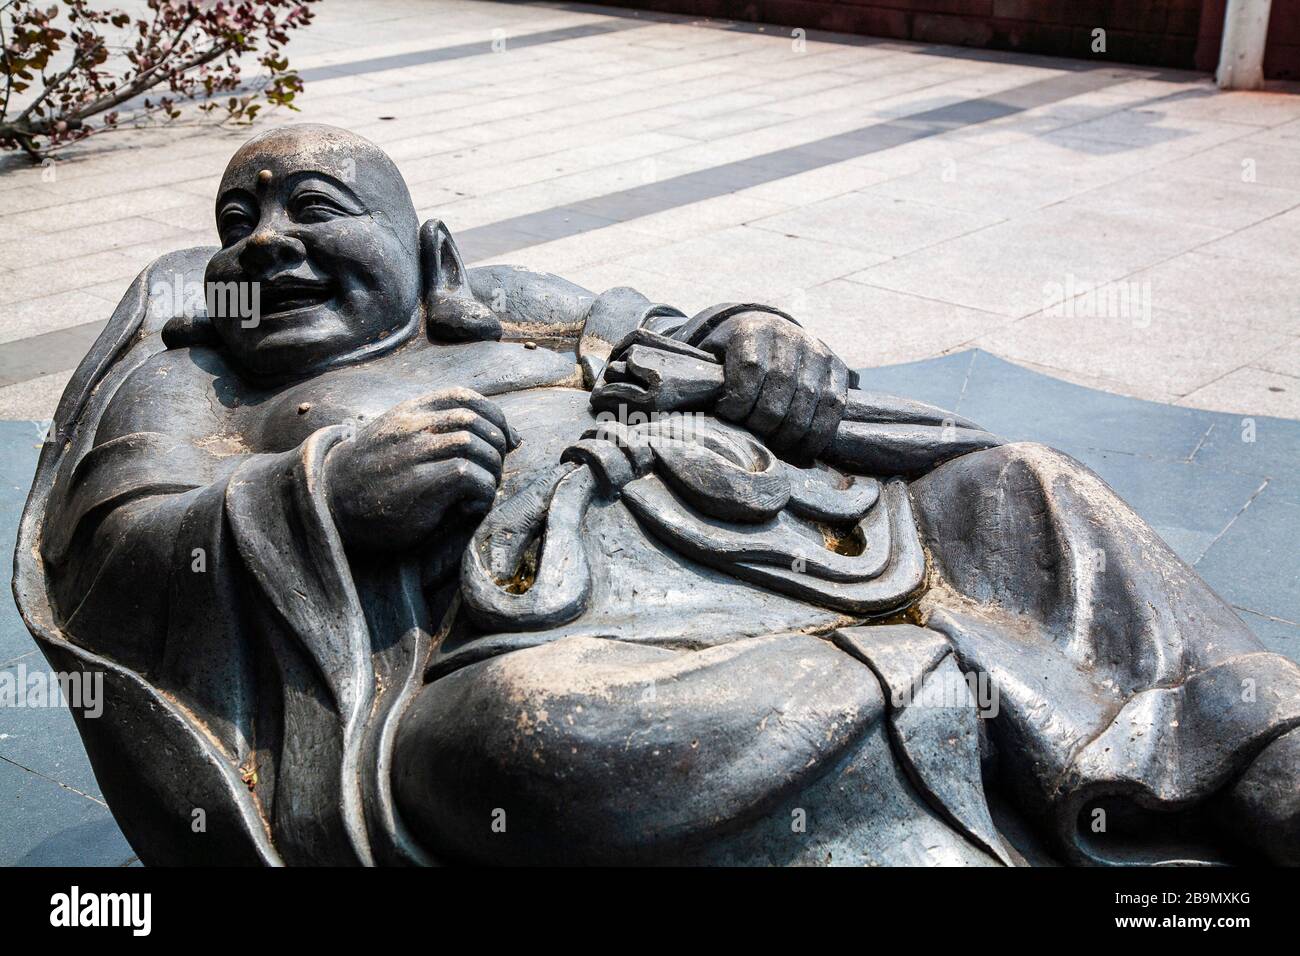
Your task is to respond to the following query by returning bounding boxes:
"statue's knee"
[390,634,884,863]
[1219,727,1300,864]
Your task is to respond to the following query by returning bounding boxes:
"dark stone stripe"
[456,68,1128,262]
[0,34,1126,390]
[0,321,107,389]
[111,20,651,116]
[299,20,648,82]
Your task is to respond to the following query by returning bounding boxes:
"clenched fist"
[325,387,516,552]
[698,312,849,460]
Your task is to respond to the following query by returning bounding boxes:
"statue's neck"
[244,310,424,387]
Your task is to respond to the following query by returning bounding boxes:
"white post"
[1217,0,1273,90]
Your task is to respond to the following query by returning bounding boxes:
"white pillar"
[1217,0,1273,90]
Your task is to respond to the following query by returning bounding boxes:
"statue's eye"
[292,191,349,223]
[218,206,255,245]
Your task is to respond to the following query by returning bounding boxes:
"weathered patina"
[14,125,1300,866]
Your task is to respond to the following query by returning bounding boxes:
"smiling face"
[204,125,423,378]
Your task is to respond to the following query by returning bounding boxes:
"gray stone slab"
[0,656,104,797]
[853,350,975,414]
[0,759,134,866]
[954,350,1212,459]
[1050,445,1265,566]
[0,320,107,389]
[461,67,1128,262]
[1196,485,1300,626]
[0,421,42,665]
[1191,413,1300,503]
[1235,609,1300,666]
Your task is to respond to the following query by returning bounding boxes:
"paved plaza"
[1,0,1299,866]
[2,0,1300,419]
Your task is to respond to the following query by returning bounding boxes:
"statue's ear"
[420,219,502,342]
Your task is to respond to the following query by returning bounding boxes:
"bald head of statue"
[203,124,495,378]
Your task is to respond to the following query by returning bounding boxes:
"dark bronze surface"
[13,125,1299,866]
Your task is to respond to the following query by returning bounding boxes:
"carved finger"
[769,350,827,456]
[715,324,772,422]
[414,458,501,520]
[410,387,518,449]
[418,430,504,478]
[806,358,849,459]
[745,331,800,437]
[417,407,510,456]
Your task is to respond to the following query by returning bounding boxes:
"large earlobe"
[420,219,502,342]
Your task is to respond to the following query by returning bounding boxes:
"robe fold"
[15,248,1299,866]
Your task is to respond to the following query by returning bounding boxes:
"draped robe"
[15,248,1300,866]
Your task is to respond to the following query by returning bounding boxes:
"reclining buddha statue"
[14,125,1300,866]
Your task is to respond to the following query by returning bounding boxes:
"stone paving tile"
[1189,413,1300,503]
[0,421,41,666]
[0,216,194,272]
[0,759,135,867]
[1254,339,1300,379]
[1196,486,1300,626]
[0,0,1299,423]
[1236,609,1300,662]
[563,261,729,314]
[0,291,117,346]
[1179,366,1300,420]
[747,190,1004,257]
[772,278,1014,369]
[1199,205,1300,271]
[860,159,1102,217]
[487,221,674,275]
[0,371,75,420]
[1159,137,1300,192]
[1057,443,1268,565]
[1069,171,1300,232]
[849,204,1227,319]
[952,349,1214,459]
[1132,249,1300,337]
[620,192,791,239]
[1010,357,1182,405]
[614,224,892,303]
[972,307,1295,402]
[1,251,145,305]
[0,657,105,798]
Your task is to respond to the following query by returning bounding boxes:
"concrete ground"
[1,0,1300,419]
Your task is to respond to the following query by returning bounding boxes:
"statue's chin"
[223,310,413,380]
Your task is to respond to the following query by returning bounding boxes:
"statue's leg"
[909,441,1300,864]
[392,632,885,864]
[1217,727,1300,864]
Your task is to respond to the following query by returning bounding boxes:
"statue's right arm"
[41,348,243,671]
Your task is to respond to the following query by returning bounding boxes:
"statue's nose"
[238,225,306,275]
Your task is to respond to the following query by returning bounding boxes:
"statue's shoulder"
[467,264,596,330]
[96,345,236,445]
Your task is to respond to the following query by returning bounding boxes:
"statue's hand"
[324,387,515,553]
[698,312,848,460]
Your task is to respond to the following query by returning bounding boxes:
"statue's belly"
[433,387,919,678]
[433,495,857,677]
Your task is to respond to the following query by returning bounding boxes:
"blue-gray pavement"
[0,423,135,866]
[1,348,1296,865]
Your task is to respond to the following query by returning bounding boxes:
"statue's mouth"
[257,279,336,318]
